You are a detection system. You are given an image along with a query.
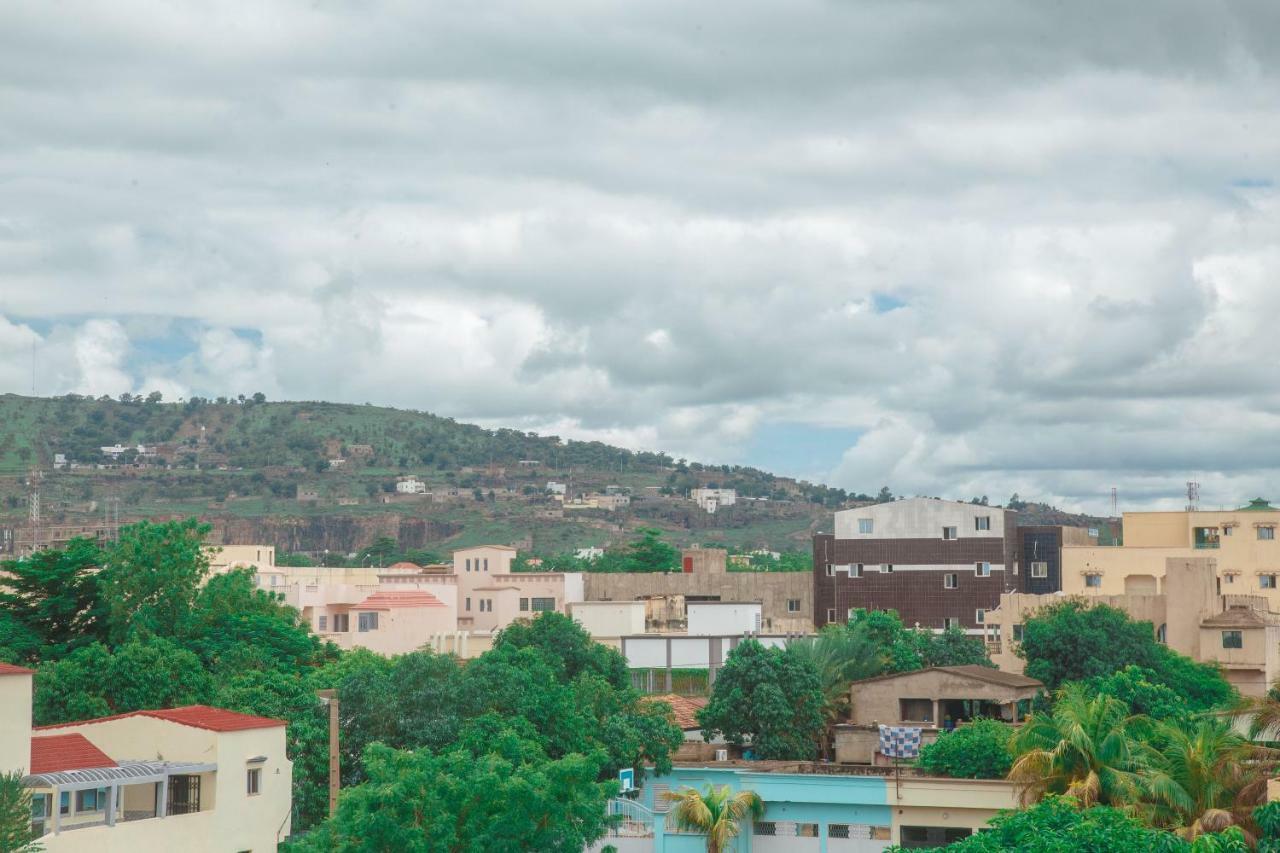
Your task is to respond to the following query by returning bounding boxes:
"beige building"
[986,556,1280,696]
[569,600,648,637]
[3,665,292,852]
[452,545,584,632]
[1063,500,1280,602]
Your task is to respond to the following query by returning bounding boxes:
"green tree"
[916,718,1014,779]
[293,740,615,853]
[620,528,680,573]
[1087,666,1190,721]
[0,538,106,662]
[901,795,1188,852]
[664,784,764,853]
[787,625,884,755]
[845,610,992,673]
[0,771,39,853]
[1008,686,1147,809]
[697,639,824,759]
[98,518,212,642]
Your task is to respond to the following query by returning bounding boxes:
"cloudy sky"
[2,1,1279,514]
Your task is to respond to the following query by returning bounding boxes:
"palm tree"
[664,784,764,853]
[787,625,885,757]
[1008,685,1148,809]
[1144,717,1270,841]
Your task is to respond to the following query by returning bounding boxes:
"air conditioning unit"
[715,749,729,762]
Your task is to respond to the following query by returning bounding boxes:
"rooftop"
[30,734,117,774]
[37,705,286,733]
[849,665,1043,690]
[0,662,35,677]
[1201,606,1280,628]
[354,590,447,610]
[642,694,707,729]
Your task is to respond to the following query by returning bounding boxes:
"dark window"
[332,613,349,632]
[531,597,555,612]
[975,516,991,531]
[247,768,261,795]
[1223,630,1243,649]
[358,612,378,632]
[901,826,972,848]
[167,775,202,815]
[519,598,529,611]
[787,599,800,612]
[75,788,107,812]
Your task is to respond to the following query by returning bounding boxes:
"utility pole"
[316,689,340,817]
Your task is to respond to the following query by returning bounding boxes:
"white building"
[687,601,763,635]
[690,488,737,514]
[546,481,567,496]
[395,478,427,494]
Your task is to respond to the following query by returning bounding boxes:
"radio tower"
[26,468,42,553]
[1111,487,1118,517]
[1186,481,1200,512]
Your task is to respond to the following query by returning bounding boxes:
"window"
[59,792,69,815]
[1263,575,1278,590]
[975,609,985,624]
[519,597,529,611]
[825,564,834,577]
[1224,525,1234,536]
[465,597,472,611]
[317,614,327,631]
[787,599,801,612]
[975,516,991,531]
[484,558,489,571]
[942,526,958,540]
[826,608,836,623]
[332,613,349,632]
[75,788,107,812]
[466,558,472,571]
[358,612,379,632]
[531,597,555,612]
[858,518,874,534]
[975,561,991,576]
[943,617,960,630]
[1012,624,1024,642]
[247,768,261,796]
[1225,573,1236,584]
[1222,630,1243,649]
[797,823,819,838]
[1085,573,1103,588]
[944,573,958,589]
[901,826,972,847]
[1261,527,1276,541]
[881,564,894,573]
[1031,561,1048,578]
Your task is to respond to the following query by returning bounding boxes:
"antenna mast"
[1186,481,1200,512]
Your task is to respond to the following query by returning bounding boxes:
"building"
[570,600,647,637]
[687,602,763,635]
[985,556,1280,697]
[546,481,567,496]
[585,548,813,633]
[814,499,1020,632]
[207,544,276,573]
[1061,499,1280,605]
[452,545,585,632]
[691,488,737,514]
[590,763,1018,852]
[395,478,427,495]
[2,665,292,852]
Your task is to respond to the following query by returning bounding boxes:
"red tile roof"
[0,663,34,677]
[36,705,286,733]
[354,590,446,610]
[388,561,423,569]
[643,694,708,730]
[30,734,118,774]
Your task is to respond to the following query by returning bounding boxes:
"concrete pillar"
[159,777,168,818]
[51,787,60,834]
[665,637,673,693]
[106,783,117,826]
[932,700,941,726]
[818,820,829,853]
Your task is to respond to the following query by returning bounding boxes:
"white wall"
[687,603,762,635]
[622,635,790,669]
[0,672,32,773]
[834,498,1005,540]
[570,601,646,637]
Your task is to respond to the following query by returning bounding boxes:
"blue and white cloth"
[878,725,922,759]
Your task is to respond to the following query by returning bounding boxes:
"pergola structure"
[25,760,216,836]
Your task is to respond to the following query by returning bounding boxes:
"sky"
[2,1,1279,515]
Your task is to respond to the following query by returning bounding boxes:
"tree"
[697,639,824,760]
[0,771,38,853]
[0,538,107,662]
[293,740,616,853]
[845,610,993,673]
[903,795,1188,852]
[875,486,894,503]
[1144,718,1269,841]
[98,518,212,643]
[1008,686,1146,809]
[916,718,1014,779]
[1087,666,1190,721]
[665,784,764,853]
[787,626,884,756]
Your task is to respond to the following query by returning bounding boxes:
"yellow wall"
[890,778,1019,845]
[0,672,32,773]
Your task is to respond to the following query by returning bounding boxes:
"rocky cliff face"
[206,514,462,553]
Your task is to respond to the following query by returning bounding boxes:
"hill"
[0,394,1111,558]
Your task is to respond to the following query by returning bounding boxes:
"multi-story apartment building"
[2,664,292,852]
[813,498,1022,632]
[1059,500,1280,604]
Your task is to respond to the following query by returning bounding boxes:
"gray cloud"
[1,1,1279,513]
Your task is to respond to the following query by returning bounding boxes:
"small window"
[1222,630,1243,649]
[944,573,958,589]
[787,599,801,613]
[332,613,349,633]
[59,792,70,815]
[465,597,472,611]
[1085,573,1102,588]
[975,561,991,577]
[826,608,836,623]
[1031,561,1048,578]
[797,823,819,838]
[1012,623,1024,642]
[519,597,529,611]
[317,614,327,631]
[1260,527,1276,541]
[466,558,472,571]
[942,526,958,540]
[531,597,555,612]
[943,617,960,630]
[247,768,261,796]
[858,518,874,534]
[975,609,985,624]
[1224,574,1236,584]
[882,564,894,573]
[975,516,991,531]
[484,558,489,571]
[825,564,834,577]
[75,789,107,812]
[1262,575,1277,589]
[358,612,379,632]
[852,563,864,577]
[1223,526,1234,537]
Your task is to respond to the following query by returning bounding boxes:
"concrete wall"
[207,544,276,572]
[585,573,813,634]
[849,670,1031,727]
[570,601,647,637]
[622,635,791,669]
[348,603,457,655]
[834,499,1007,541]
[890,778,1018,846]
[687,603,762,635]
[0,671,32,773]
